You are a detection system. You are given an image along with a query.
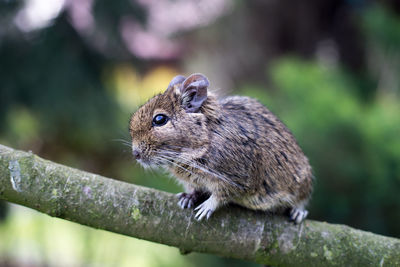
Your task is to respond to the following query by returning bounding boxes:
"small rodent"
[129,73,313,223]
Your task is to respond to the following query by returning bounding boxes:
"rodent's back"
[204,96,313,210]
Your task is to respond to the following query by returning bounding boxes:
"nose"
[132,148,141,160]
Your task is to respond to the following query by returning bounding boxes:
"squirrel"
[129,73,313,223]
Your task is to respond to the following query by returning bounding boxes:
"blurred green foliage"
[0,17,120,169]
[363,5,400,48]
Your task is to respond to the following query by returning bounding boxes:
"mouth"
[132,148,174,169]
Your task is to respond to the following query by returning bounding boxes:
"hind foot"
[289,208,308,224]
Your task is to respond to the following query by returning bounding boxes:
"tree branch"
[0,144,399,266]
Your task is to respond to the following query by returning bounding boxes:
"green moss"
[254,250,273,266]
[131,206,141,221]
[323,245,333,261]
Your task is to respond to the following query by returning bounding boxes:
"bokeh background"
[1,0,400,266]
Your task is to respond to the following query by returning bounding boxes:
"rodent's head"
[129,73,214,168]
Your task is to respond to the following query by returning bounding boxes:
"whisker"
[111,139,132,148]
[154,150,243,189]
[111,138,131,143]
[155,155,198,178]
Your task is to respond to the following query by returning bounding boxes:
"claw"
[194,196,219,221]
[182,198,189,208]
[177,191,202,209]
[206,210,212,220]
[194,204,212,221]
[177,198,185,209]
[289,207,308,224]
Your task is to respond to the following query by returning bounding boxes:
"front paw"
[194,196,219,221]
[177,192,199,209]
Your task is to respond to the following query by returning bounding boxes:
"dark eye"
[152,114,169,126]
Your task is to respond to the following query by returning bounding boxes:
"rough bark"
[0,144,399,266]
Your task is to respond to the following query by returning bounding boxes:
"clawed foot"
[178,192,220,221]
[194,196,219,221]
[289,208,308,224]
[177,192,200,209]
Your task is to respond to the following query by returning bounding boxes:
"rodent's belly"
[171,166,296,211]
[233,193,294,211]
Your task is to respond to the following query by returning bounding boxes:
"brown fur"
[129,74,313,220]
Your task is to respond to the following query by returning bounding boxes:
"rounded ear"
[166,75,186,92]
[180,73,209,113]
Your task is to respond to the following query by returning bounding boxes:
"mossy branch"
[0,144,399,266]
